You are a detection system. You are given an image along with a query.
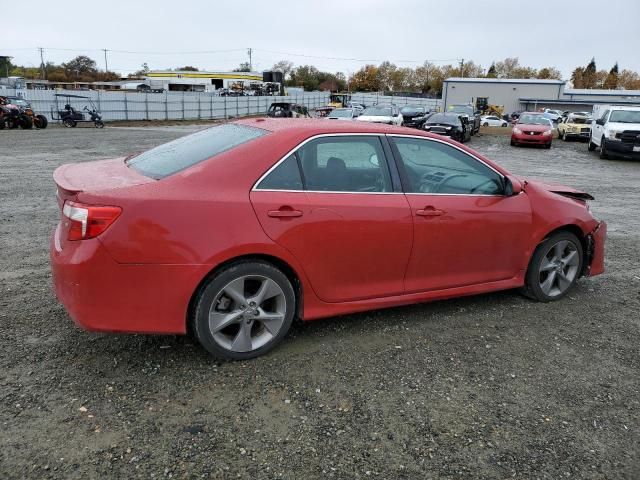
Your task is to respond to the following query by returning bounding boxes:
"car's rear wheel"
[521,231,583,302]
[193,261,296,360]
[483,122,489,127]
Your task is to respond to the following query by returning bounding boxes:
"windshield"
[400,106,425,115]
[609,110,640,123]
[128,124,268,179]
[329,109,353,118]
[567,115,590,124]
[518,114,551,126]
[363,106,392,116]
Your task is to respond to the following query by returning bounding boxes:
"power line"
[254,48,461,64]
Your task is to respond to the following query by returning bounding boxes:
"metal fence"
[350,92,442,110]
[0,88,330,122]
[0,88,443,123]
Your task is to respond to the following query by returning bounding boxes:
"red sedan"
[51,119,606,359]
[511,112,554,148]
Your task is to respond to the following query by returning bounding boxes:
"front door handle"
[268,207,303,218]
[416,207,445,217]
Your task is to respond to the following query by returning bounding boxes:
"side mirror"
[595,118,604,126]
[504,175,522,196]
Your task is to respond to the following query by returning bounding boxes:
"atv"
[0,97,34,129]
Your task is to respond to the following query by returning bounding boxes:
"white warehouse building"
[442,77,640,114]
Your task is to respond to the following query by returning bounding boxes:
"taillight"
[62,201,121,241]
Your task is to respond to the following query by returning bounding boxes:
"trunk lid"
[54,157,153,196]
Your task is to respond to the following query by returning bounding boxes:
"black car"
[400,105,431,128]
[423,112,471,143]
[447,104,481,135]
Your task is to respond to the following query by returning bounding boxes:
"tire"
[0,120,5,130]
[502,122,507,127]
[561,131,568,141]
[192,261,296,360]
[20,115,33,129]
[520,231,583,302]
[599,137,609,159]
[95,120,104,128]
[34,115,48,129]
[510,139,517,147]
[483,122,489,127]
[545,143,552,149]
[63,118,76,128]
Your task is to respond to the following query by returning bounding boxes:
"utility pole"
[247,48,252,71]
[102,49,109,72]
[459,58,464,78]
[38,47,46,80]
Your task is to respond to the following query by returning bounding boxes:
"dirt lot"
[1,125,638,479]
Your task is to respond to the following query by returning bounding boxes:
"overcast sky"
[3,0,639,79]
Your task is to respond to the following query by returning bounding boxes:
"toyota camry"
[51,119,606,360]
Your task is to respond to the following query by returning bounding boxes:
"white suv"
[588,105,640,160]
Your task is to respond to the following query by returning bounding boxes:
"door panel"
[250,191,413,302]
[404,194,532,293]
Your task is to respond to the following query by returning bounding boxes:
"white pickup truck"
[588,104,640,159]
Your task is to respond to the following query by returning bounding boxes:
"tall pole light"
[103,49,109,72]
[247,48,252,71]
[39,47,46,79]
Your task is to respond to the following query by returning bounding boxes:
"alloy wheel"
[208,275,287,353]
[538,240,580,297]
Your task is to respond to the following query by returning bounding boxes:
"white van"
[588,105,640,159]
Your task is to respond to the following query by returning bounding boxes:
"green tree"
[176,66,199,71]
[582,58,597,88]
[486,63,497,78]
[603,63,619,89]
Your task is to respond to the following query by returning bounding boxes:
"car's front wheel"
[192,261,296,360]
[521,231,583,302]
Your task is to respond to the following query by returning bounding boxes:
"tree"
[582,58,597,88]
[494,57,521,78]
[376,61,398,91]
[537,67,562,80]
[0,56,14,77]
[618,69,640,90]
[603,62,619,89]
[176,66,199,71]
[233,62,251,72]
[272,60,294,80]
[571,67,584,88]
[349,65,379,91]
[486,63,497,78]
[128,63,150,78]
[62,55,97,76]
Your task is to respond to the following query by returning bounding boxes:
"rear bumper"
[585,221,606,277]
[50,225,202,334]
[512,132,552,145]
[603,139,640,158]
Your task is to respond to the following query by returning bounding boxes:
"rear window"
[127,123,268,179]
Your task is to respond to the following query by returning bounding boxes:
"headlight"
[542,130,552,136]
[513,127,522,134]
[608,130,622,141]
[424,126,431,130]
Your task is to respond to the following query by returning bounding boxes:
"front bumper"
[603,139,640,158]
[585,221,606,277]
[50,224,202,334]
[512,132,552,145]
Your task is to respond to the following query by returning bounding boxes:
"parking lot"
[1,125,639,479]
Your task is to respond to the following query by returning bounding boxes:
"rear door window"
[127,124,268,179]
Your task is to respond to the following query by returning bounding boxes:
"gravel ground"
[1,125,639,479]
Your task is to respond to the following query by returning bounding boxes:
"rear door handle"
[416,207,445,217]
[267,207,303,218]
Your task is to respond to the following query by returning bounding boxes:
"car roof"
[235,117,430,136]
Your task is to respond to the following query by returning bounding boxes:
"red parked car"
[51,119,606,359]
[511,112,554,148]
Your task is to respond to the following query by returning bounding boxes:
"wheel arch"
[186,253,304,334]
[533,223,590,275]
